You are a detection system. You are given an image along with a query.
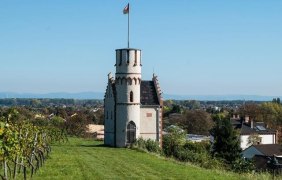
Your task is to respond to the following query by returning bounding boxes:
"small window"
[111,111,113,119]
[106,111,108,119]
[127,50,130,64]
[146,113,152,117]
[130,91,133,102]
[134,50,137,65]
[119,50,122,66]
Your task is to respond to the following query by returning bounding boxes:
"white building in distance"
[231,115,277,150]
[104,48,163,147]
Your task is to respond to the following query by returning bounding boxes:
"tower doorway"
[126,121,136,144]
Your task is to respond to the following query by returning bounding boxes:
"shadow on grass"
[78,144,116,148]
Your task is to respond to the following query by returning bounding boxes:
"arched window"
[130,91,133,102]
[133,78,137,85]
[116,78,120,85]
[127,121,136,144]
[127,78,132,85]
[121,77,126,85]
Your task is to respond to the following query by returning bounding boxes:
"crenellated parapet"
[104,72,116,100]
[152,74,163,107]
[115,48,142,74]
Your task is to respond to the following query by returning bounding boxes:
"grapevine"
[0,109,67,180]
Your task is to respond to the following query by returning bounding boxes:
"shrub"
[183,141,210,153]
[162,126,186,156]
[174,148,224,169]
[133,138,161,154]
[231,158,255,173]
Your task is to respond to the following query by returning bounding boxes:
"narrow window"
[140,51,142,66]
[111,111,113,119]
[127,50,130,64]
[119,50,122,66]
[106,111,108,119]
[128,78,132,85]
[130,91,133,102]
[134,50,137,66]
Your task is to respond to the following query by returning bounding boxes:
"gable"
[242,146,264,159]
[104,79,116,101]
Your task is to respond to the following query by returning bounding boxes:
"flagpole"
[127,3,130,48]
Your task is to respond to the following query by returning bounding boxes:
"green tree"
[180,110,213,135]
[272,98,281,104]
[171,104,181,114]
[211,118,241,164]
[247,133,261,146]
[162,126,186,156]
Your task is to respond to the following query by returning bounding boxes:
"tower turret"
[115,48,142,147]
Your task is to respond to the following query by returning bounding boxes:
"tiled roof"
[231,119,276,135]
[240,123,276,135]
[253,144,282,156]
[140,81,159,106]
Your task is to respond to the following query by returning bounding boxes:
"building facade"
[231,115,277,150]
[104,48,163,147]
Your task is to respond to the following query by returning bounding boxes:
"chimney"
[250,120,254,129]
[245,115,250,123]
[276,130,279,144]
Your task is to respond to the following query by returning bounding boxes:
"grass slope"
[33,138,267,180]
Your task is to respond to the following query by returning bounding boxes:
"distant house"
[242,144,282,159]
[242,144,282,171]
[187,134,210,142]
[231,115,277,150]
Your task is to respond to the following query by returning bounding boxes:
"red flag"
[123,3,129,14]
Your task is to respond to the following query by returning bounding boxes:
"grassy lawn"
[33,138,269,180]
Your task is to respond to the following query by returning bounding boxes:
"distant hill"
[0,92,104,100]
[0,92,280,101]
[163,94,282,101]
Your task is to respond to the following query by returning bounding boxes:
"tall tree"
[180,110,213,135]
[211,117,241,164]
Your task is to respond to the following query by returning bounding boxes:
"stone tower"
[115,48,142,147]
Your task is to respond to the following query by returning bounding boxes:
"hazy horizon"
[0,91,281,101]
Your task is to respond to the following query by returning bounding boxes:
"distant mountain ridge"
[0,92,104,100]
[164,94,282,101]
[0,92,280,101]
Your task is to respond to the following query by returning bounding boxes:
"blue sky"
[0,1,281,96]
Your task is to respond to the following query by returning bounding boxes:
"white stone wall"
[115,78,141,104]
[116,104,140,147]
[104,81,115,146]
[140,107,161,142]
[240,134,276,150]
[261,134,276,144]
